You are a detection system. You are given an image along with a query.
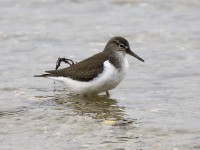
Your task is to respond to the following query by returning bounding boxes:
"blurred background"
[0,0,200,149]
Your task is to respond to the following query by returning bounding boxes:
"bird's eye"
[119,43,124,48]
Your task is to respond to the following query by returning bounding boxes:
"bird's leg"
[55,57,75,70]
[106,91,110,97]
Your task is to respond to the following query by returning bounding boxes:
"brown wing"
[45,52,109,81]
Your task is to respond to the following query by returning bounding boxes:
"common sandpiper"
[34,36,144,96]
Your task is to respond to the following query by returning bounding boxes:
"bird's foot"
[55,57,75,70]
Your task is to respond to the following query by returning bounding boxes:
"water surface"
[0,0,200,149]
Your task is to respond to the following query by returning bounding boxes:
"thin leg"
[106,91,110,97]
[55,57,75,70]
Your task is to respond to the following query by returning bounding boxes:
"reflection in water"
[54,93,135,126]
[0,106,29,117]
[0,90,135,127]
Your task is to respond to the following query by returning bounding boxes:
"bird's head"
[104,36,144,62]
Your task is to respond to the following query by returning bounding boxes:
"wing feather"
[45,52,108,81]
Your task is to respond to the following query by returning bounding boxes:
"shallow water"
[0,0,200,149]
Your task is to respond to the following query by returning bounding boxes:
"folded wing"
[35,52,108,82]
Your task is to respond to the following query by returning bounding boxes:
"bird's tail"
[34,74,52,77]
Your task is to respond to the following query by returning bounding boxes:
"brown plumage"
[34,52,109,81]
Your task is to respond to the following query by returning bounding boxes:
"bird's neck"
[108,52,127,69]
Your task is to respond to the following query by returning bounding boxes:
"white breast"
[48,57,129,95]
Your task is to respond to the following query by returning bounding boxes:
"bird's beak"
[127,49,145,62]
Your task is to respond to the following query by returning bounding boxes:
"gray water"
[0,0,200,149]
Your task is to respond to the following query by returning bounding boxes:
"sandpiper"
[34,36,144,95]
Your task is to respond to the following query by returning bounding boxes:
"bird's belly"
[48,60,128,95]
[96,67,126,92]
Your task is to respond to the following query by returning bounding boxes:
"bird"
[34,36,144,96]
